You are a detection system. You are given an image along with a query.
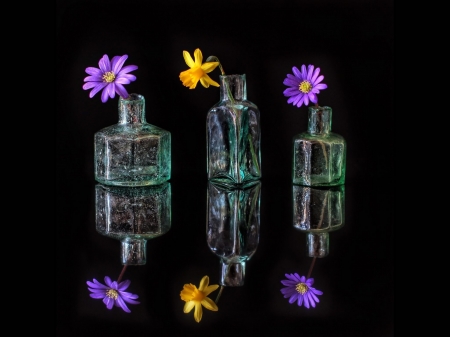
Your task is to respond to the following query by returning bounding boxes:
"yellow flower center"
[299,80,312,94]
[295,283,309,295]
[106,289,118,300]
[102,71,116,83]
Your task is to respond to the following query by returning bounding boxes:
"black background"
[56,0,394,336]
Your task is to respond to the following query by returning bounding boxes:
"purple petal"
[118,73,137,82]
[292,66,302,78]
[99,55,111,73]
[83,82,99,90]
[292,94,303,106]
[103,296,115,309]
[104,276,113,287]
[303,294,310,308]
[107,83,116,99]
[306,278,314,286]
[295,97,305,108]
[307,65,314,81]
[311,67,320,83]
[283,78,300,87]
[313,75,325,85]
[287,94,301,104]
[115,83,129,99]
[89,83,108,98]
[116,296,131,313]
[101,88,110,103]
[288,293,298,304]
[283,87,299,97]
[310,287,323,295]
[119,290,138,299]
[303,94,310,106]
[115,77,131,85]
[84,75,102,83]
[301,65,307,78]
[117,280,131,291]
[281,279,297,286]
[85,67,102,76]
[89,292,106,299]
[286,74,298,80]
[307,293,316,307]
[314,83,327,90]
[118,65,138,76]
[121,296,140,305]
[308,92,317,103]
[297,294,304,307]
[293,273,302,282]
[87,280,107,289]
[112,55,128,74]
[309,291,320,303]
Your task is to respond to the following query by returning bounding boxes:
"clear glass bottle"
[292,106,346,186]
[292,184,345,257]
[206,180,261,286]
[207,74,261,185]
[95,182,171,265]
[94,93,171,186]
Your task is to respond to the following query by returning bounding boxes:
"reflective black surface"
[57,0,394,335]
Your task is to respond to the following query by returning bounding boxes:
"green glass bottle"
[94,93,171,186]
[292,106,346,186]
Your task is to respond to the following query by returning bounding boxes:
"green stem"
[215,286,224,304]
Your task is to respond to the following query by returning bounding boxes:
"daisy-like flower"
[280,273,323,308]
[283,64,327,108]
[180,275,219,322]
[179,48,220,89]
[87,276,140,313]
[83,54,138,103]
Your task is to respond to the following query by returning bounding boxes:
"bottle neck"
[308,106,332,135]
[118,93,146,124]
[220,74,247,101]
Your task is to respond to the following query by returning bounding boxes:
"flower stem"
[307,257,316,279]
[215,286,224,304]
[117,264,128,283]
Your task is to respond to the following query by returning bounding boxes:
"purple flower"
[83,54,138,103]
[283,64,327,108]
[87,276,140,313]
[280,273,323,308]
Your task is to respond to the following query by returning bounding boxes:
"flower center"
[102,71,116,83]
[299,80,312,94]
[191,288,206,302]
[106,289,118,300]
[295,283,309,295]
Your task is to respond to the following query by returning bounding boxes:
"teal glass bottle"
[292,184,345,257]
[95,182,171,265]
[292,106,346,186]
[94,93,171,186]
[206,180,261,286]
[206,74,261,185]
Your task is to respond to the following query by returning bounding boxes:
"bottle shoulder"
[95,122,171,137]
[293,131,346,143]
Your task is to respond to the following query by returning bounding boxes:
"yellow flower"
[180,275,219,322]
[179,49,220,89]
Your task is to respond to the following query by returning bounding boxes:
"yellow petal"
[203,284,219,296]
[193,48,203,66]
[183,300,195,313]
[201,62,219,73]
[199,275,209,291]
[200,77,209,88]
[202,74,220,87]
[194,302,203,322]
[183,51,195,68]
[201,297,218,311]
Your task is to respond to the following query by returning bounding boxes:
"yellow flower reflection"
[179,48,220,89]
[180,275,219,322]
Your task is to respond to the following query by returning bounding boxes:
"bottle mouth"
[220,261,246,286]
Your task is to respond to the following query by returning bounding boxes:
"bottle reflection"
[95,182,171,265]
[292,184,344,257]
[206,181,261,286]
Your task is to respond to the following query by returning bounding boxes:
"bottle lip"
[120,93,144,102]
[219,74,246,78]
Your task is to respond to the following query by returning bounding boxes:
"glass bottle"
[95,182,171,265]
[292,106,346,186]
[292,184,345,257]
[206,74,261,185]
[94,93,171,186]
[206,180,261,286]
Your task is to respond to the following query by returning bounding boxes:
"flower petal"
[99,54,111,73]
[112,55,128,74]
[297,294,304,307]
[83,75,102,82]
[115,83,129,99]
[311,67,321,83]
[118,65,138,76]
[200,77,209,88]
[183,301,195,313]
[203,284,219,296]
[288,293,298,303]
[201,61,219,73]
[193,48,203,66]
[87,279,108,289]
[183,51,195,68]
[292,66,302,78]
[194,302,203,323]
[283,78,300,87]
[116,296,131,313]
[199,275,209,291]
[202,74,220,87]
[201,297,218,311]
[104,296,115,309]
[117,279,131,291]
[310,287,323,295]
[89,292,106,299]
[307,65,314,80]
[85,67,102,76]
[89,83,107,98]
